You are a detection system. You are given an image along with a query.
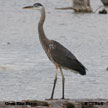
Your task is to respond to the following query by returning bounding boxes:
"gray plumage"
[23,3,87,99]
[48,40,86,75]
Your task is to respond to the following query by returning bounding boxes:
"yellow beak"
[23,6,33,9]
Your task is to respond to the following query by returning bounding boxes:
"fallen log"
[101,0,108,6]
[56,0,92,12]
[72,0,92,12]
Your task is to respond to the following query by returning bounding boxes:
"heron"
[23,3,87,99]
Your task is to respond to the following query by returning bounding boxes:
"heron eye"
[33,4,38,7]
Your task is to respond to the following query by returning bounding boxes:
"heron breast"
[47,48,56,65]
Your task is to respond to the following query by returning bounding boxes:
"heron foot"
[45,98,53,100]
[61,97,65,99]
[46,98,59,100]
[50,97,53,100]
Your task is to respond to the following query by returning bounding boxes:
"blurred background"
[0,0,108,101]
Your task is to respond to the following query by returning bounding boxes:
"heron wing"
[49,40,86,75]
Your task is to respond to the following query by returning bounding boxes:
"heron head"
[23,3,43,10]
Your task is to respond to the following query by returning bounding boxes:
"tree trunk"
[72,0,92,12]
[101,0,108,6]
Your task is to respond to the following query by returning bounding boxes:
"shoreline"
[0,99,108,108]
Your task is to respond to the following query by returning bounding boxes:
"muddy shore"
[0,99,108,108]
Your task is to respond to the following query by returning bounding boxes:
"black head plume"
[23,3,43,9]
[33,3,43,7]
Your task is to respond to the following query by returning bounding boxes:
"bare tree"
[72,0,92,12]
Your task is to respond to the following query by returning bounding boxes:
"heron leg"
[50,64,58,99]
[60,67,65,99]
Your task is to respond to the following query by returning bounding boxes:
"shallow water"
[0,0,108,101]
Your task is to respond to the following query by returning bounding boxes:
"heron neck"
[38,7,48,42]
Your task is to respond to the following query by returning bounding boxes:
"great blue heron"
[23,3,87,99]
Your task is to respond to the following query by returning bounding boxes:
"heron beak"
[23,6,34,9]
